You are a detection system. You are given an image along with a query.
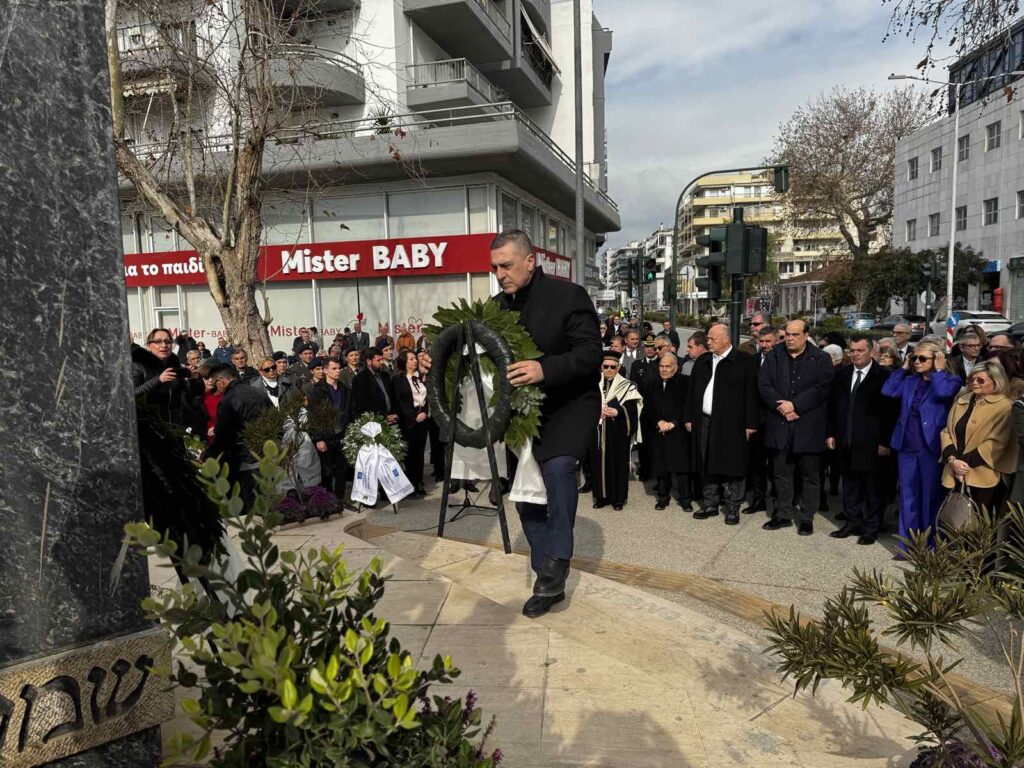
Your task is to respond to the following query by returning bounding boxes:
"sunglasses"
[150,338,172,345]
[602,364,618,369]
[969,377,991,385]
[910,355,934,363]
[260,366,275,373]
[751,321,765,327]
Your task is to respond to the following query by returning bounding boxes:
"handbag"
[937,479,978,532]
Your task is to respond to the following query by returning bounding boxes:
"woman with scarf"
[394,349,429,497]
[592,352,643,510]
[881,340,961,553]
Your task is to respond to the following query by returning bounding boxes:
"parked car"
[873,314,928,340]
[844,312,876,330]
[930,310,1011,338]
[1007,321,1024,345]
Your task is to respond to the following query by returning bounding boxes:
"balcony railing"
[275,42,362,78]
[128,101,619,212]
[406,58,506,103]
[472,0,511,41]
[521,39,555,89]
[117,21,207,59]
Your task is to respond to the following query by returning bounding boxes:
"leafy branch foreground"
[766,510,1024,768]
[126,442,500,767]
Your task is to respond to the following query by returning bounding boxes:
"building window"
[928,212,940,237]
[958,134,970,161]
[905,219,917,241]
[907,157,919,181]
[956,205,967,231]
[984,197,999,225]
[987,121,1002,151]
[930,146,942,172]
[1018,190,1024,219]
[1019,110,1024,139]
[388,188,466,237]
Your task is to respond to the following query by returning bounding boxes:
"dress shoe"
[463,481,479,493]
[448,480,462,495]
[724,512,740,525]
[829,525,861,539]
[797,520,814,536]
[522,592,564,618]
[743,504,765,515]
[341,501,358,512]
[655,499,669,510]
[593,499,611,509]
[694,509,720,520]
[762,518,793,531]
[612,503,624,511]
[533,557,570,597]
[857,534,877,545]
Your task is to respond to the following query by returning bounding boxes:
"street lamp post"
[889,71,1024,341]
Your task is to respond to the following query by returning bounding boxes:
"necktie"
[374,374,391,410]
[846,370,862,443]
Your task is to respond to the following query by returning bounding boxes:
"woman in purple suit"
[881,340,962,554]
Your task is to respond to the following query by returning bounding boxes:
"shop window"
[318,279,389,339]
[468,186,489,234]
[388,188,465,237]
[313,194,385,242]
[121,212,138,255]
[391,275,467,338]
[500,192,518,232]
[263,197,310,246]
[520,202,538,243]
[148,215,176,252]
[182,284,225,340]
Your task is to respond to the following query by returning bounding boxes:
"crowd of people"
[589,311,1024,557]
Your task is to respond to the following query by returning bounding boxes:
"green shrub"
[126,442,500,767]
[765,510,1024,768]
[819,314,846,333]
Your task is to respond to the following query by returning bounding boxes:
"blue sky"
[596,0,940,248]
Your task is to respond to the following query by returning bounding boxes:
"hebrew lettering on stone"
[86,655,152,725]
[16,675,84,752]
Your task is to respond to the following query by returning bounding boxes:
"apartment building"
[116,0,620,345]
[893,18,1024,320]
[675,171,844,306]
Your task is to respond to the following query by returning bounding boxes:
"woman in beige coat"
[940,361,1019,511]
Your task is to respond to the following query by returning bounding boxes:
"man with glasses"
[759,319,835,535]
[948,333,983,379]
[620,329,641,377]
[740,312,767,354]
[231,349,259,384]
[986,333,1016,357]
[893,324,914,364]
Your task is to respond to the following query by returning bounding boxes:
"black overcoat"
[351,368,396,418]
[308,379,352,447]
[827,363,898,473]
[641,375,690,475]
[758,344,834,454]
[494,268,602,462]
[685,348,759,478]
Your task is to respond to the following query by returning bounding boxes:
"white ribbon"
[351,421,414,507]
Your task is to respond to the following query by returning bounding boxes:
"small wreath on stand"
[342,412,407,465]
[424,298,545,451]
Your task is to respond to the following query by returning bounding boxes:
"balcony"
[404,0,513,65]
[521,0,550,34]
[117,21,213,95]
[278,0,358,11]
[406,58,506,113]
[123,102,620,233]
[269,44,365,107]
[482,13,555,107]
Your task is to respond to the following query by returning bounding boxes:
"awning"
[521,11,560,75]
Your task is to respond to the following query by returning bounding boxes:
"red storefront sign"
[123,233,571,287]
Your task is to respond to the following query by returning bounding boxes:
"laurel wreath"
[423,298,544,453]
[342,412,407,465]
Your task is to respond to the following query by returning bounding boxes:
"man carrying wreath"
[491,230,603,618]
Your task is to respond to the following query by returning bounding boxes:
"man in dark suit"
[758,319,834,535]
[630,334,660,481]
[492,229,602,618]
[747,325,777,514]
[309,357,355,511]
[351,347,397,425]
[685,323,759,525]
[826,334,898,545]
[350,322,370,352]
[643,354,692,510]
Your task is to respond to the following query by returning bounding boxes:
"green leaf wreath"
[424,298,545,452]
[342,412,408,465]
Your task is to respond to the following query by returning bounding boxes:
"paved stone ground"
[367,476,1016,698]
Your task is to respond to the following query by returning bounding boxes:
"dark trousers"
[699,415,744,514]
[841,468,885,535]
[747,426,772,509]
[401,421,428,488]
[771,450,820,524]
[656,473,691,506]
[516,455,579,572]
[320,446,348,502]
[427,417,444,479]
[637,440,651,480]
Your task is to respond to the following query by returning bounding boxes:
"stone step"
[360,527,922,768]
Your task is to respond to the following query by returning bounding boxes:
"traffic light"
[695,226,727,301]
[644,256,658,283]
[921,259,933,284]
[725,219,747,275]
[745,226,768,275]
[663,265,675,303]
[616,257,634,294]
[773,166,790,194]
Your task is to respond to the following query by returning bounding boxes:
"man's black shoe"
[724,512,740,525]
[694,509,720,520]
[341,501,358,512]
[463,481,479,493]
[522,592,564,618]
[857,534,877,545]
[829,525,861,539]
[593,499,610,509]
[762,518,792,531]
[797,520,814,536]
[655,499,669,510]
[612,503,624,511]
[744,504,765,515]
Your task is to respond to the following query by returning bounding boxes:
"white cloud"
[597,0,942,246]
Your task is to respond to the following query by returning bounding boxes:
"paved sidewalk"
[154,512,924,767]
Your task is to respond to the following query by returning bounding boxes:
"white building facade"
[117,0,620,347]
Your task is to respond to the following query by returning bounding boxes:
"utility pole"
[572,0,585,286]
